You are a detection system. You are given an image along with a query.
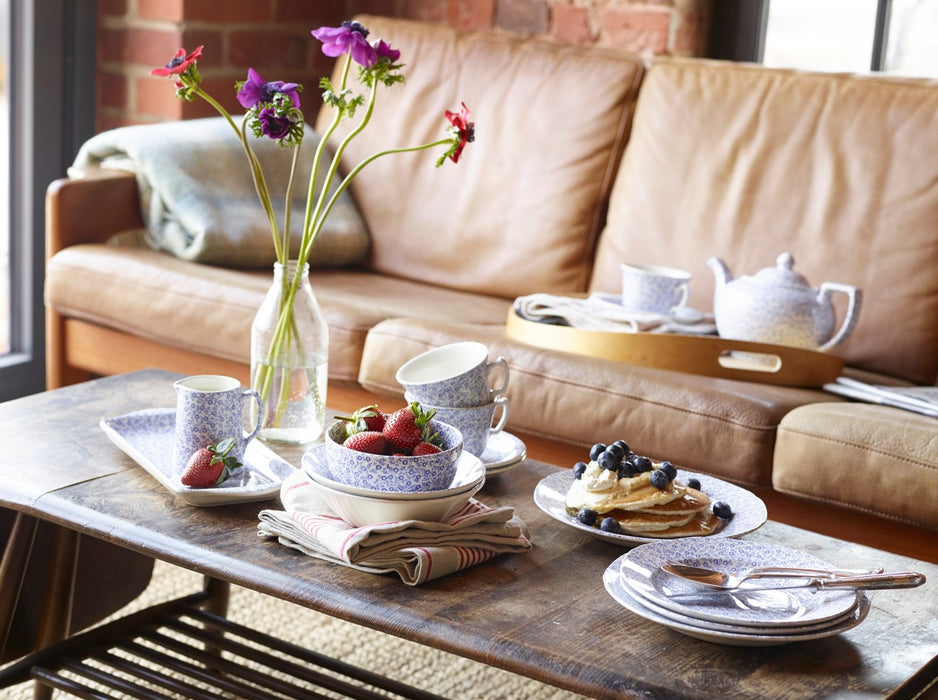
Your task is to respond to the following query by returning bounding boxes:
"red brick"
[97,0,128,19]
[99,26,183,67]
[276,0,344,25]
[495,0,549,35]
[598,7,670,54]
[228,29,311,71]
[137,0,184,22]
[552,4,593,45]
[182,0,273,24]
[97,71,128,111]
[671,2,711,56]
[135,76,185,119]
[447,0,494,30]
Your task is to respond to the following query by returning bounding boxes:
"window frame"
[0,0,96,400]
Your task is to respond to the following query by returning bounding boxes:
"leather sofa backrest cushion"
[315,15,644,299]
[591,58,938,385]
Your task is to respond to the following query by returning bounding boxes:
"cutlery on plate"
[661,561,884,590]
[662,571,926,597]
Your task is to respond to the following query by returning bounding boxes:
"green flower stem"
[192,85,285,261]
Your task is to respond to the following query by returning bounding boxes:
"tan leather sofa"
[45,16,937,535]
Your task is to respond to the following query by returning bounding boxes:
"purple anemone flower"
[312,20,378,68]
[237,68,301,109]
[258,107,295,140]
[373,39,400,64]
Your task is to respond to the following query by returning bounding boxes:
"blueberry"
[600,517,622,534]
[598,450,620,471]
[613,439,631,456]
[659,461,677,481]
[572,461,588,479]
[606,443,625,461]
[589,443,607,461]
[649,469,669,490]
[631,455,653,472]
[618,462,637,479]
[686,478,701,491]
[712,501,734,519]
[577,508,598,526]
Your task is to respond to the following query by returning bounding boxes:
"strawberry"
[336,404,387,437]
[412,441,442,456]
[343,430,389,454]
[382,402,436,453]
[180,437,241,488]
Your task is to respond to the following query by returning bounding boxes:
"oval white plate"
[533,469,767,546]
[603,556,870,646]
[618,538,860,628]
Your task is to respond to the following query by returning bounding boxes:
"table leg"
[33,526,79,700]
[0,513,39,658]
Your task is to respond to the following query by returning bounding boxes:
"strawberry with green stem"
[180,437,242,488]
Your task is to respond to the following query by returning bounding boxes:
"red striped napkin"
[257,470,532,585]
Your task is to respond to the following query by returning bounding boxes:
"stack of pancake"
[565,465,719,537]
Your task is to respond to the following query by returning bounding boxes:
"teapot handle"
[817,283,863,352]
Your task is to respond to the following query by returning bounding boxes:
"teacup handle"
[487,356,510,397]
[242,389,263,443]
[490,396,510,434]
[671,281,690,313]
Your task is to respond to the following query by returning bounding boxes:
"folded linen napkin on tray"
[257,470,532,585]
[514,293,716,334]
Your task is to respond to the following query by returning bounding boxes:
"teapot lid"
[751,252,812,289]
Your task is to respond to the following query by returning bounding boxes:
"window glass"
[0,0,7,356]
[763,0,879,73]
[886,0,938,77]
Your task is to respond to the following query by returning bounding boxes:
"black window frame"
[1,0,96,401]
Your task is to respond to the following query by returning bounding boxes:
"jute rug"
[7,559,584,699]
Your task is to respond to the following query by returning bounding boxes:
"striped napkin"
[257,470,532,585]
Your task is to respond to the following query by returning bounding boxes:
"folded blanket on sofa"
[71,117,369,269]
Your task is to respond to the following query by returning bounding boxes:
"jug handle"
[817,283,863,352]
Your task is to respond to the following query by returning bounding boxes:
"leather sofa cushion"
[773,403,938,530]
[356,317,840,488]
[316,15,645,299]
[591,57,938,386]
[45,245,510,382]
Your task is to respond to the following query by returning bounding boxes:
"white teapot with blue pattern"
[707,252,862,352]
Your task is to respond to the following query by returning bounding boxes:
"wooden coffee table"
[1,370,936,698]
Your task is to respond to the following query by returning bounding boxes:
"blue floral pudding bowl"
[323,419,463,493]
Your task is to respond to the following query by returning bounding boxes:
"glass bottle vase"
[250,261,329,445]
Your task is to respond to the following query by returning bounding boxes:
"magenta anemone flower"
[373,39,401,64]
[237,68,301,109]
[151,46,203,77]
[312,20,378,68]
[445,102,475,164]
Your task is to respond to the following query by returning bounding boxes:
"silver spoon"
[661,560,883,590]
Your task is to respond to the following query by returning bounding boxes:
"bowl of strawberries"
[323,402,464,493]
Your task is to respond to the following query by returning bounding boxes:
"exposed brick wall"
[98,0,711,131]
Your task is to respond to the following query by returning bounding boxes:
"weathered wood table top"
[1,370,936,699]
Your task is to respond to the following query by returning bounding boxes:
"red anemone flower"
[444,102,475,163]
[151,46,203,77]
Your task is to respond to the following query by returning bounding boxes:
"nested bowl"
[308,476,483,527]
[323,419,463,493]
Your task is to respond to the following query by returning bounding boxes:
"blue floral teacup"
[395,342,509,408]
[620,263,691,316]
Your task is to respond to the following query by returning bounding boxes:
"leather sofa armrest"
[45,168,142,260]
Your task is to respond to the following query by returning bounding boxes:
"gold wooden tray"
[505,310,843,387]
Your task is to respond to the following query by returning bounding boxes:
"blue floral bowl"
[323,419,463,493]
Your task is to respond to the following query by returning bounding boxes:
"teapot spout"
[707,256,732,288]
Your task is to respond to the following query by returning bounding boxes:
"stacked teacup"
[395,341,510,459]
